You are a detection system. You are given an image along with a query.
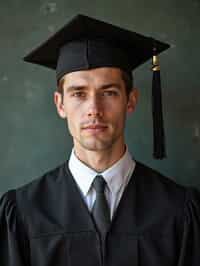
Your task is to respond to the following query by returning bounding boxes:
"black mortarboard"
[24,14,170,159]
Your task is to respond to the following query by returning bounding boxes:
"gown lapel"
[64,163,97,233]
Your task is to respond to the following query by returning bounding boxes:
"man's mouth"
[82,124,108,132]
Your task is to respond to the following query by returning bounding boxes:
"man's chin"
[79,140,113,152]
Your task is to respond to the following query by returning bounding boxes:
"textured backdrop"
[0,0,200,196]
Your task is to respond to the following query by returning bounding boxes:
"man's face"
[54,67,138,153]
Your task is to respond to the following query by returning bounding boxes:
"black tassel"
[152,48,166,159]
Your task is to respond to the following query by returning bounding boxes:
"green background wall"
[0,0,200,196]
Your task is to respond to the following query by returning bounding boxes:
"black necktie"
[92,175,110,237]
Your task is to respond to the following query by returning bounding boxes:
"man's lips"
[82,124,108,132]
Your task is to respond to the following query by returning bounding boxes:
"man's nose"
[87,95,103,117]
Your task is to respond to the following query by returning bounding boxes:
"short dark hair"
[57,77,65,95]
[120,70,134,96]
[57,69,133,97]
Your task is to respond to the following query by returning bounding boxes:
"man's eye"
[103,90,118,96]
[71,91,86,98]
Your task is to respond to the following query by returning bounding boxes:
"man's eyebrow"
[65,86,86,92]
[65,83,121,92]
[99,83,121,90]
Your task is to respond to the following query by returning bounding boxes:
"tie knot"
[93,175,106,194]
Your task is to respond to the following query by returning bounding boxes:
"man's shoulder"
[0,162,70,220]
[133,160,188,206]
[135,160,185,188]
[14,161,69,201]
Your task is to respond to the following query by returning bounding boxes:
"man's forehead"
[62,67,124,86]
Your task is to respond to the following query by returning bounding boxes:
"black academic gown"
[0,161,200,266]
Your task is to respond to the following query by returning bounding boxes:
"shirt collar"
[102,148,135,195]
[68,147,135,196]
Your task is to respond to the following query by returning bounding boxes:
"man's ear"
[54,91,66,119]
[127,88,139,114]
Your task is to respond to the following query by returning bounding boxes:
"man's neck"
[73,144,126,172]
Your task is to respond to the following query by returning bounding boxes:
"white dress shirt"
[68,147,136,219]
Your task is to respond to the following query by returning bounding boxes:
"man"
[0,14,200,266]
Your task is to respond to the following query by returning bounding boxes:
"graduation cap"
[24,14,170,159]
